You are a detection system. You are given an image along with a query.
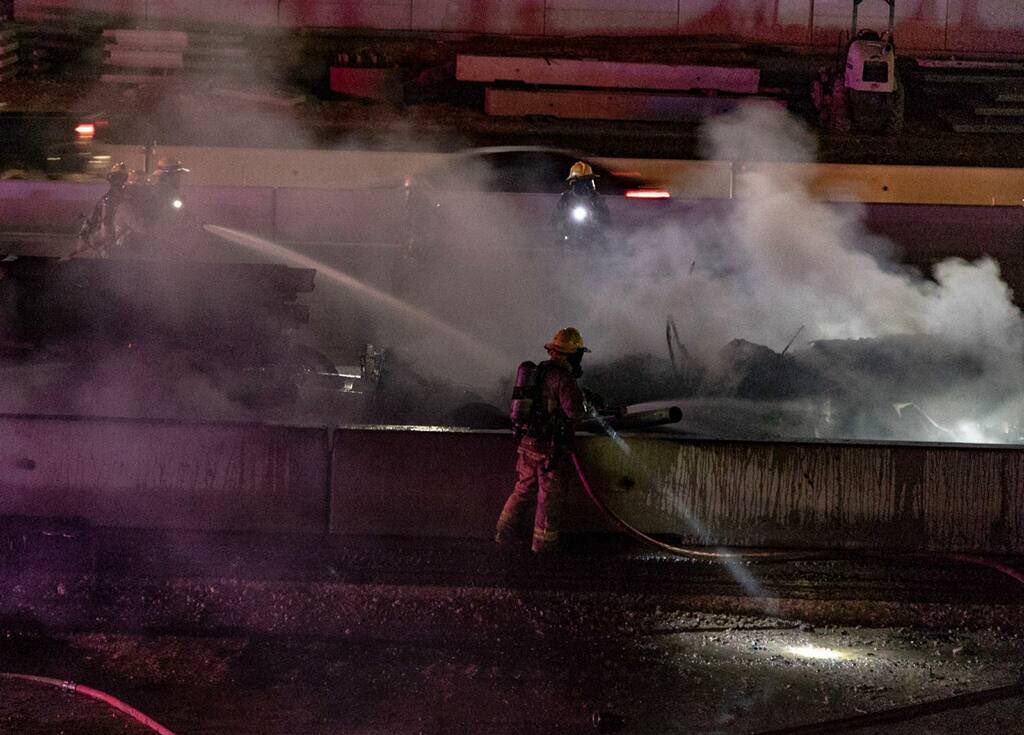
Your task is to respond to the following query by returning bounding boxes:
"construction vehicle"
[812,0,904,135]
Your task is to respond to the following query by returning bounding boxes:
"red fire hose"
[570,451,828,562]
[0,672,179,735]
[568,451,1024,587]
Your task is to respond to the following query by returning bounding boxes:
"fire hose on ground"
[0,672,179,735]
[570,406,1024,583]
[573,409,1024,731]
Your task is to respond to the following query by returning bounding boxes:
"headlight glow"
[572,206,588,222]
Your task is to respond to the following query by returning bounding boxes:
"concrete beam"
[484,88,782,123]
[458,54,760,94]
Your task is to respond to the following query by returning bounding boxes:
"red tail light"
[625,189,671,199]
[74,122,96,140]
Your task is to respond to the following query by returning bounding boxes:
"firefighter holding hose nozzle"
[496,327,591,554]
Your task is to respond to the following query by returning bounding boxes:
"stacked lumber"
[913,57,1024,134]
[100,29,250,85]
[457,54,771,123]
[0,27,16,81]
[5,256,315,353]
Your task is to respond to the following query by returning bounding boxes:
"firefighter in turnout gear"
[554,161,610,246]
[71,161,130,257]
[496,327,589,553]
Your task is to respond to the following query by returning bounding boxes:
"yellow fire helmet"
[566,161,597,181]
[545,327,591,354]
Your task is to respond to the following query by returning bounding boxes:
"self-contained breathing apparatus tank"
[510,360,540,442]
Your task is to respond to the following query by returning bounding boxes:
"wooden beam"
[458,54,759,95]
[484,88,782,123]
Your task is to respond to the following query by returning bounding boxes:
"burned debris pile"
[580,334,1013,443]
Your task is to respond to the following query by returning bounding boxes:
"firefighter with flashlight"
[496,327,590,554]
[554,161,609,247]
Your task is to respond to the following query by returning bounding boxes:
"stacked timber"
[0,27,16,81]
[2,21,100,77]
[101,29,251,85]
[0,257,314,358]
[457,54,776,123]
[913,58,1024,134]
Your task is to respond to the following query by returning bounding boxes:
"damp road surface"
[1,531,1023,734]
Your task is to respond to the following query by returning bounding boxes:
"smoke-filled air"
[375,103,1024,443]
[7,92,1023,444]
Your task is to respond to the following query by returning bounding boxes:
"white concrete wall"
[12,0,1024,53]
[277,0,411,30]
[96,144,1024,206]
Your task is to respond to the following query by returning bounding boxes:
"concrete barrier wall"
[273,186,405,243]
[0,414,1021,553]
[94,145,1024,207]
[327,429,1024,553]
[0,180,106,232]
[95,145,444,191]
[575,437,1024,554]
[0,415,330,531]
[2,181,1021,268]
[329,428,516,537]
[13,1,1024,53]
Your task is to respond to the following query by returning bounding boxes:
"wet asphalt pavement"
[1,529,1023,733]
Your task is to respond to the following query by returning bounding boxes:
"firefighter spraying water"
[498,326,688,553]
[497,327,591,553]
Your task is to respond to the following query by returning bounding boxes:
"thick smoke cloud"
[384,103,1024,441]
[567,104,1022,362]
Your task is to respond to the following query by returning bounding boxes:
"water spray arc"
[202,225,510,374]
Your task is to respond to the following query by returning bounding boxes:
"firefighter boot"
[531,527,559,554]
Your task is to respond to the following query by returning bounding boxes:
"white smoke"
[564,103,1024,364]
[377,102,1024,439]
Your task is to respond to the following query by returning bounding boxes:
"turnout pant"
[496,443,571,552]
